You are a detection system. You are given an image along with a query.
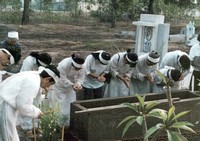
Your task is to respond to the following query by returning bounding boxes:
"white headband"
[0,48,15,65]
[39,66,59,83]
[38,60,48,67]
[99,51,109,65]
[72,59,83,69]
[177,56,182,67]
[126,54,138,63]
[147,55,160,63]
[167,69,172,80]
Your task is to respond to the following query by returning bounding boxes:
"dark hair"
[101,52,111,61]
[71,53,85,65]
[126,48,132,53]
[170,69,181,81]
[91,51,111,64]
[91,52,99,59]
[126,52,138,62]
[40,65,60,82]
[30,52,52,66]
[3,45,21,64]
[149,50,160,59]
[179,55,191,70]
[30,52,39,58]
[197,34,200,42]
[38,53,52,65]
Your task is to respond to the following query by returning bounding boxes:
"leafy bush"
[39,101,63,141]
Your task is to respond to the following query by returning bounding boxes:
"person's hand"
[145,74,154,83]
[123,76,130,88]
[168,80,174,87]
[98,76,106,82]
[179,74,184,81]
[72,84,82,91]
[38,112,43,119]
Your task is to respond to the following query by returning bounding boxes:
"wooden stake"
[62,126,65,141]
[33,118,37,141]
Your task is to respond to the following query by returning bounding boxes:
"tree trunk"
[110,0,117,28]
[21,0,30,25]
[148,0,154,14]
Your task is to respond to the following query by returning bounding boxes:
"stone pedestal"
[133,14,170,62]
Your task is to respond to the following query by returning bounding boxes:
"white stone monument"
[185,21,196,46]
[133,14,170,61]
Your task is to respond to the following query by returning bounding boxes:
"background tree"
[21,0,30,25]
[148,0,154,14]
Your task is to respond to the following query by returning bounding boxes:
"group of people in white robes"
[0,30,199,141]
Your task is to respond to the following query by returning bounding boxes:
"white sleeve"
[16,82,41,118]
[20,57,35,72]
[84,55,93,75]
[57,63,73,87]
[109,54,120,77]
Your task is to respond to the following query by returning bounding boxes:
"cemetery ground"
[0,22,194,141]
[1,22,190,65]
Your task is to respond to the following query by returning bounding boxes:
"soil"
[0,22,190,66]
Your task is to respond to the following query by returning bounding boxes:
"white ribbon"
[99,51,109,64]
[147,55,160,63]
[0,48,15,65]
[39,66,59,83]
[126,54,137,63]
[38,60,48,67]
[72,59,83,69]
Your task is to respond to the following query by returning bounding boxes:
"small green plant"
[145,106,196,141]
[40,102,62,141]
[118,86,196,140]
[156,70,173,108]
[117,94,165,140]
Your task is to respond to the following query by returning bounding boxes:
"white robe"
[47,57,84,126]
[189,43,200,71]
[103,52,133,98]
[130,53,158,95]
[18,55,41,130]
[20,56,38,72]
[82,52,109,89]
[153,66,181,93]
[0,71,41,141]
[159,50,191,90]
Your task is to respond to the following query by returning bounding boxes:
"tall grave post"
[133,14,170,62]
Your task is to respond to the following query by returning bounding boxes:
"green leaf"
[171,123,196,134]
[136,94,145,110]
[145,101,159,111]
[167,131,188,141]
[168,106,175,120]
[147,112,162,119]
[122,102,138,113]
[144,125,161,140]
[167,130,174,141]
[171,111,190,122]
[147,108,166,119]
[171,121,194,127]
[117,115,136,128]
[122,118,137,137]
[156,70,167,84]
[158,110,168,123]
[136,116,143,125]
[149,108,167,114]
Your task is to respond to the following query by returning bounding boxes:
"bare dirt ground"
[0,23,190,66]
